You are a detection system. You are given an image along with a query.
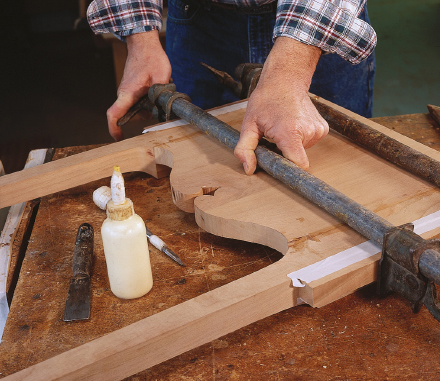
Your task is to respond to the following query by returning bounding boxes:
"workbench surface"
[1,113,440,380]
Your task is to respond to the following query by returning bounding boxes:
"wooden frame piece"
[0,150,48,339]
[2,99,440,380]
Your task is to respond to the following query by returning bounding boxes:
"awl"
[145,226,185,267]
[63,223,94,322]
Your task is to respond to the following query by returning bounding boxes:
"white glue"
[101,166,153,299]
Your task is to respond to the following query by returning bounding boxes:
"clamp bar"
[311,99,440,189]
[151,84,394,245]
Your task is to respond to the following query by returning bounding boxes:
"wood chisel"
[63,223,94,322]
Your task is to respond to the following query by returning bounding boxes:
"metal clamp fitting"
[377,223,440,321]
[148,83,191,122]
[234,63,263,98]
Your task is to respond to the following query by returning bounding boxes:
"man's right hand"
[234,37,328,175]
[107,30,172,141]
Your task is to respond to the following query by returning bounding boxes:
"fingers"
[302,112,329,149]
[106,92,137,141]
[235,124,311,174]
[271,115,329,170]
[276,131,311,170]
[234,121,262,175]
[235,102,329,174]
[105,31,172,142]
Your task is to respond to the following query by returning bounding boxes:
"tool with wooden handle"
[147,82,440,321]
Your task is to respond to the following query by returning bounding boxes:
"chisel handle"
[72,223,94,279]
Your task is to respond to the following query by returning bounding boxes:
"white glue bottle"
[101,166,153,299]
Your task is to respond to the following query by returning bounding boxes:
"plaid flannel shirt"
[87,0,376,64]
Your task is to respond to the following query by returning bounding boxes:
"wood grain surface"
[2,108,440,379]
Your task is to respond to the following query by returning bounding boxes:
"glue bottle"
[101,166,153,299]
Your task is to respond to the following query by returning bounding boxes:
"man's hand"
[107,30,172,141]
[234,37,329,175]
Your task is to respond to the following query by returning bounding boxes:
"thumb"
[107,92,139,141]
[234,121,262,175]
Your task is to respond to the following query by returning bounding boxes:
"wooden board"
[0,150,48,338]
[1,100,440,379]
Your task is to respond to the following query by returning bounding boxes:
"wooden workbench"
[1,113,440,379]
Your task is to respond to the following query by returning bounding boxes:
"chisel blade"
[63,223,94,322]
[63,279,91,321]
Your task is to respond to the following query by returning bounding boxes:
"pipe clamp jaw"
[378,223,440,321]
[149,84,191,122]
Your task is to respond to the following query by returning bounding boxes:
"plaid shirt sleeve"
[87,0,163,38]
[274,0,376,64]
